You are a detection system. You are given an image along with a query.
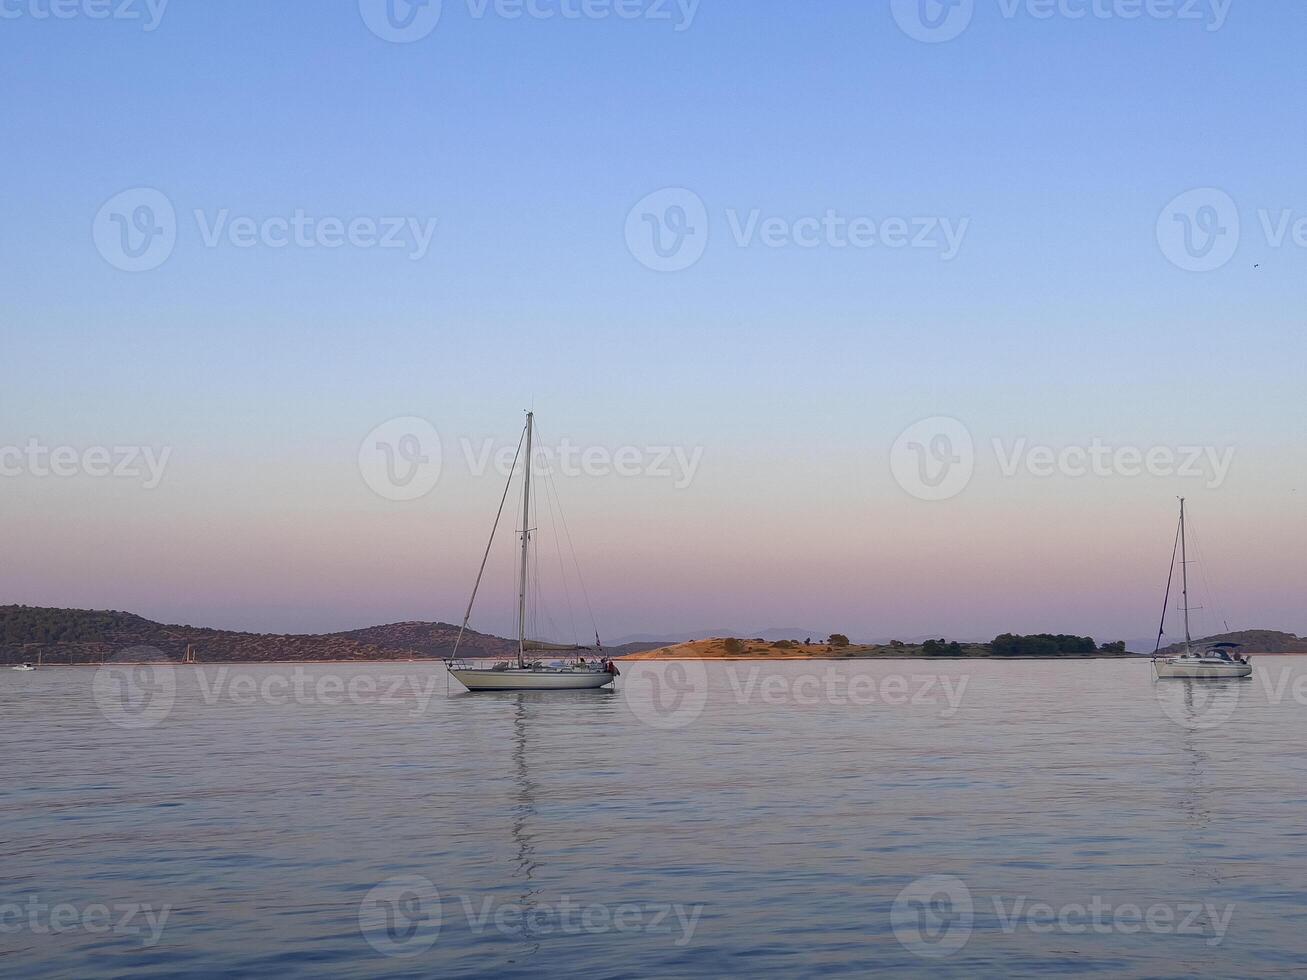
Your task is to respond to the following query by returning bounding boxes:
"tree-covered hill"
[0,605,514,664]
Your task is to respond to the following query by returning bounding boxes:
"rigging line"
[528,443,545,649]
[528,472,564,651]
[523,453,534,649]
[535,486,572,648]
[452,424,526,660]
[1187,516,1228,637]
[530,475,567,651]
[515,440,528,652]
[532,483,544,647]
[533,421,602,647]
[1153,509,1183,656]
[538,441,580,647]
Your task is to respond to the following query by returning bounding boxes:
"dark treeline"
[0,605,153,645]
[990,633,1126,657]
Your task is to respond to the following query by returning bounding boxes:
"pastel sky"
[2,1,1304,645]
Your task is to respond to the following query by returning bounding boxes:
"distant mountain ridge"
[0,606,510,664]
[1156,630,1307,656]
[0,605,656,664]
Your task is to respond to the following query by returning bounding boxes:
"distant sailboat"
[445,413,618,692]
[1152,498,1252,680]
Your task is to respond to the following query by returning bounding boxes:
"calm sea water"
[4,658,1307,978]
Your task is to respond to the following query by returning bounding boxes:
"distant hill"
[0,605,515,664]
[611,627,825,646]
[330,621,515,660]
[326,623,657,659]
[0,605,661,664]
[1156,630,1307,656]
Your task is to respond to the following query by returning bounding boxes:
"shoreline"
[6,654,1176,667]
[10,653,1305,668]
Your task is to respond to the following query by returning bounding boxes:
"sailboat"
[1152,498,1252,679]
[445,412,618,692]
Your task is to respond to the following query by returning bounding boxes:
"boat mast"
[517,412,534,670]
[1179,497,1192,654]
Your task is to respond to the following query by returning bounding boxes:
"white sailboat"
[445,412,618,692]
[1152,498,1252,680]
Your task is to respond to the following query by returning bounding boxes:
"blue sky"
[2,1,1304,640]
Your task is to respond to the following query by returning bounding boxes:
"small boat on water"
[445,412,619,693]
[449,657,617,692]
[1151,498,1252,680]
[12,663,36,672]
[1156,643,1251,679]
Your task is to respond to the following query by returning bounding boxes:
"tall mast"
[1179,497,1192,654]
[517,412,534,669]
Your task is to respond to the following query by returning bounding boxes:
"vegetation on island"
[627,632,1147,660]
[990,634,1127,657]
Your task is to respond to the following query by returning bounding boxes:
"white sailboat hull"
[1154,660,1252,679]
[11,665,36,672]
[449,668,615,691]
